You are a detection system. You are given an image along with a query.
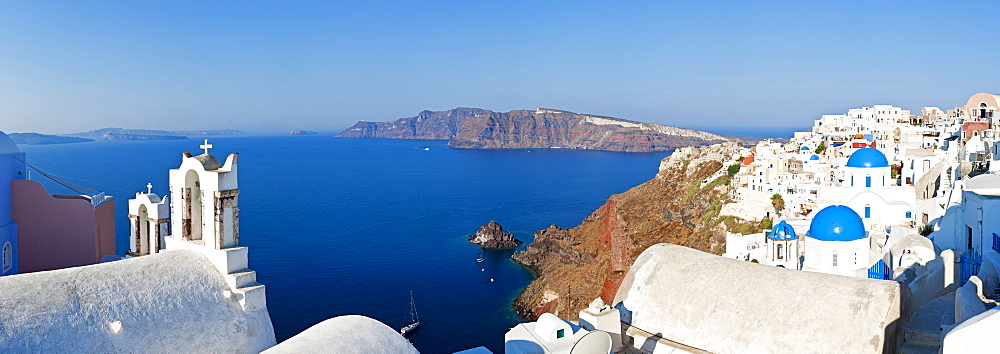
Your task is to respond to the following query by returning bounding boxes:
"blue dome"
[807,205,866,242]
[809,154,819,161]
[768,220,798,240]
[800,146,811,151]
[846,148,889,168]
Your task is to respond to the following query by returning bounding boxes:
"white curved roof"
[0,250,276,352]
[534,312,572,340]
[966,174,1000,195]
[262,315,418,354]
[0,131,20,154]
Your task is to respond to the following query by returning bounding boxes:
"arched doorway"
[138,205,149,254]
[184,170,203,241]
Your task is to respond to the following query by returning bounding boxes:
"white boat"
[400,291,420,335]
[476,251,484,264]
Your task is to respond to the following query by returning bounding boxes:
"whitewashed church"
[817,147,916,229]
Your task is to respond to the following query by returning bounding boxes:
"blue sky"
[1,1,997,134]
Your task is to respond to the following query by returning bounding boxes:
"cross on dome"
[200,139,213,155]
[146,183,153,194]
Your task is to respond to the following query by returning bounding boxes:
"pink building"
[11,180,115,273]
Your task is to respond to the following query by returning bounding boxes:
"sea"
[18,135,676,353]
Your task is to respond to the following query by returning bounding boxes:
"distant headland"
[9,128,245,145]
[337,107,765,152]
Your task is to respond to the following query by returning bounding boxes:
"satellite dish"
[570,330,612,354]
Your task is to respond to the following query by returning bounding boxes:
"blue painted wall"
[0,133,26,276]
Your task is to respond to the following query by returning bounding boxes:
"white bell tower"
[158,140,265,312]
[127,183,170,256]
[167,139,241,249]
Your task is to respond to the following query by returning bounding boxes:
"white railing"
[90,192,110,208]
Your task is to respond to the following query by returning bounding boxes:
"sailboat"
[400,291,420,335]
[476,251,484,264]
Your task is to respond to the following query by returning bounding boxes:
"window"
[556,328,565,339]
[832,251,838,268]
[865,205,871,219]
[866,175,871,188]
[906,211,912,219]
[777,244,784,260]
[2,242,11,273]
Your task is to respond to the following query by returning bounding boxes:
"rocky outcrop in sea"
[468,221,523,249]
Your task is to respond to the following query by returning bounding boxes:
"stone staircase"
[901,292,954,354]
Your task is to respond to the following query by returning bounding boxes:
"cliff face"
[511,142,764,320]
[339,108,751,152]
[338,108,487,140]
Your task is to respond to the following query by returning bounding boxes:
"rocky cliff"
[511,142,769,320]
[469,220,523,249]
[338,108,755,152]
[338,108,487,140]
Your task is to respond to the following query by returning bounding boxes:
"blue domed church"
[802,205,872,276]
[815,147,916,230]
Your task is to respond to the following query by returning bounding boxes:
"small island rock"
[469,220,523,249]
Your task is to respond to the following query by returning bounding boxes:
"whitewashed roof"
[263,315,418,354]
[966,174,1000,196]
[0,250,276,352]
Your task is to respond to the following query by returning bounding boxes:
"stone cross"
[146,183,153,194]
[200,139,213,155]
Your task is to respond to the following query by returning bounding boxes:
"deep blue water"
[18,136,668,353]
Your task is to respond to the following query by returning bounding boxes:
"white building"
[504,312,613,354]
[960,174,1000,255]
[722,232,766,262]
